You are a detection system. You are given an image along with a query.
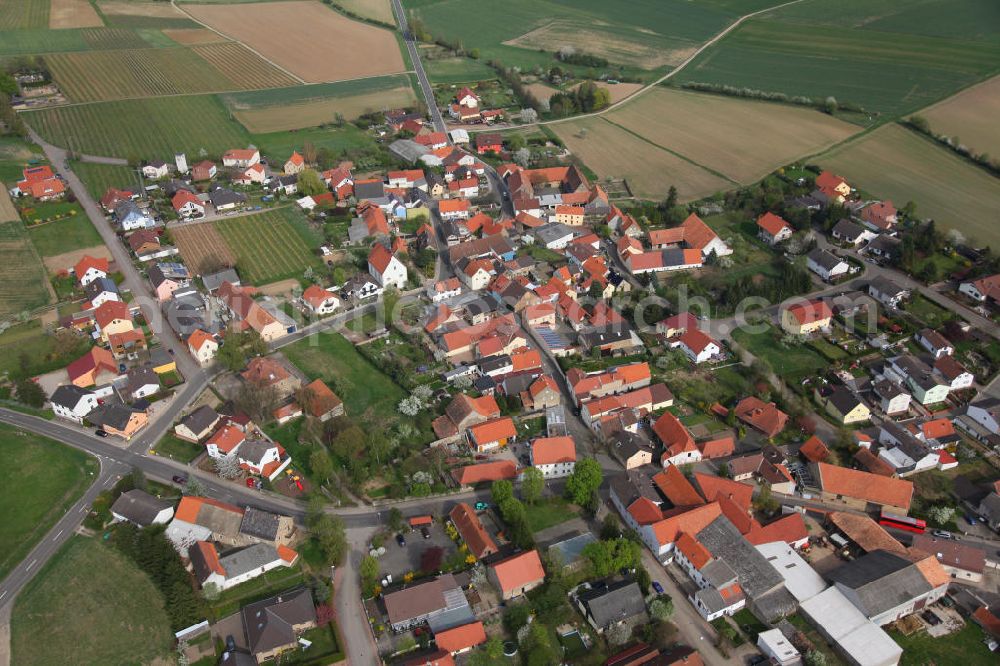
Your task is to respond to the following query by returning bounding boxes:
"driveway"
[376,522,457,579]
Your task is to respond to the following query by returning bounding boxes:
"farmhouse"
[812,462,913,513]
[648,214,731,258]
[222,148,260,168]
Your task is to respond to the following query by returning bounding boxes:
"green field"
[0,28,91,56]
[215,208,322,285]
[889,623,996,666]
[0,425,98,580]
[11,537,175,666]
[27,216,105,258]
[221,74,416,110]
[423,55,497,84]
[0,221,53,317]
[250,124,380,164]
[0,320,93,380]
[25,94,250,160]
[676,0,1000,118]
[0,0,49,30]
[524,498,578,533]
[70,160,142,199]
[732,324,828,379]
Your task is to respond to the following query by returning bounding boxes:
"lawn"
[27,216,104,258]
[0,221,54,318]
[11,536,175,666]
[151,433,204,463]
[820,124,1000,248]
[214,208,322,285]
[902,294,954,328]
[0,425,98,580]
[208,566,305,619]
[25,94,250,160]
[524,497,578,533]
[889,622,996,666]
[675,0,1000,118]
[70,160,142,199]
[731,324,828,380]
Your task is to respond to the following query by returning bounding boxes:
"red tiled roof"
[468,417,516,444]
[94,300,131,329]
[693,473,752,510]
[531,436,576,466]
[449,503,496,559]
[653,466,706,508]
[757,212,791,236]
[675,532,712,570]
[206,424,245,454]
[678,328,717,355]
[816,462,913,510]
[174,495,243,523]
[799,435,830,463]
[451,461,517,486]
[695,437,734,459]
[66,346,117,384]
[816,170,847,192]
[490,550,545,595]
[303,378,342,418]
[651,502,722,546]
[438,199,470,214]
[75,254,110,278]
[734,397,788,438]
[746,513,808,546]
[652,412,697,459]
[785,299,833,325]
[368,243,395,273]
[627,497,663,526]
[435,621,486,654]
[193,541,225,575]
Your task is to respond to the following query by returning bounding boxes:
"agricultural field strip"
[233,87,416,133]
[171,223,236,275]
[215,211,319,284]
[0,221,55,317]
[0,0,49,30]
[918,73,1000,157]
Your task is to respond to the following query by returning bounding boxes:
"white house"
[172,190,205,220]
[966,398,1000,435]
[459,258,493,291]
[887,355,950,406]
[237,437,290,480]
[934,355,974,391]
[958,274,1000,303]
[187,330,218,366]
[675,328,721,364]
[141,161,170,180]
[807,248,849,281]
[301,285,340,315]
[234,163,267,185]
[115,201,156,231]
[529,436,577,479]
[50,385,98,423]
[190,541,297,591]
[221,148,260,168]
[869,276,910,309]
[428,278,462,303]
[915,329,953,359]
[368,243,407,290]
[111,489,174,527]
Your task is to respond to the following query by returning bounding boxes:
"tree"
[649,596,674,621]
[823,96,838,114]
[583,538,640,577]
[565,458,603,506]
[297,168,326,196]
[520,466,544,504]
[753,483,778,516]
[14,378,45,408]
[605,622,632,646]
[513,147,532,167]
[600,513,621,540]
[492,479,514,506]
[302,141,317,165]
[804,650,828,666]
[202,582,221,601]
[310,448,334,484]
[520,107,538,123]
[235,382,280,424]
[387,508,404,533]
[468,637,505,666]
[213,454,241,480]
[307,499,348,566]
[360,554,380,596]
[183,476,205,496]
[663,185,678,211]
[522,622,559,666]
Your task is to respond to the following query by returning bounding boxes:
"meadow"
[98,0,202,29]
[0,221,54,317]
[675,0,1000,118]
[920,74,1000,158]
[25,94,250,159]
[27,216,104,258]
[0,426,98,580]
[820,124,1000,247]
[11,537,175,666]
[70,161,142,199]
[554,116,731,202]
[250,123,380,163]
[607,87,860,183]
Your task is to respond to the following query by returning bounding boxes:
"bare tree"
[214,454,242,480]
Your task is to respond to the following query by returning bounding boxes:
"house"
[448,503,497,560]
[475,133,503,155]
[165,495,246,555]
[488,550,545,600]
[911,534,985,583]
[175,404,221,442]
[240,588,316,662]
[210,188,247,212]
[673,532,746,621]
[873,378,911,416]
[222,148,260,168]
[861,200,897,231]
[111,489,174,527]
[958,273,1000,305]
[820,387,871,425]
[428,278,462,303]
[49,385,98,423]
[438,198,470,221]
[126,366,160,400]
[368,243,408,289]
[172,190,205,219]
[100,187,134,212]
[831,218,872,245]
[757,212,793,245]
[237,437,290,480]
[90,403,147,440]
[234,163,267,186]
[241,356,301,397]
[191,160,217,182]
[115,200,156,231]
[675,328,721,364]
[815,170,851,203]
[734,397,788,438]
[15,165,65,200]
[656,312,700,338]
[696,437,735,460]
[187,329,219,366]
[74,254,109,286]
[530,222,576,250]
[95,300,134,343]
[887,355,950,405]
[520,375,561,411]
[807,248,849,281]
[148,264,185,302]
[191,541,298,592]
[82,277,119,310]
[648,214,731,258]
[575,580,648,634]
[812,462,913,513]
[554,205,585,226]
[798,435,829,463]
[300,379,344,421]
[340,273,383,301]
[300,284,340,315]
[451,461,518,488]
[780,299,833,336]
[934,355,974,391]
[217,282,288,341]
[915,328,953,359]
[467,417,517,453]
[530,436,576,478]
[202,268,240,293]
[434,622,486,656]
[653,412,700,466]
[284,151,305,174]
[868,276,909,309]
[66,346,118,387]
[383,574,471,632]
[654,465,706,509]
[965,398,1000,435]
[610,432,654,470]
[205,424,246,458]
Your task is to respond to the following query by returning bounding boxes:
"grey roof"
[179,404,219,436]
[611,431,652,463]
[239,438,275,464]
[240,506,282,541]
[531,222,576,245]
[501,371,535,396]
[693,586,732,616]
[828,549,931,617]
[473,375,495,392]
[219,650,257,666]
[126,366,159,394]
[808,248,845,271]
[873,378,906,400]
[147,159,167,169]
[354,179,386,200]
[210,188,247,207]
[241,587,316,656]
[832,218,865,241]
[50,384,94,410]
[163,291,208,337]
[577,580,648,629]
[84,276,118,299]
[150,347,172,368]
[111,489,171,526]
[388,139,429,164]
[202,268,240,292]
[700,559,738,589]
[478,354,512,374]
[148,264,173,289]
[866,235,900,253]
[90,403,138,430]
[548,533,597,565]
[978,492,1000,525]
[220,543,284,579]
[696,516,784,600]
[826,387,864,415]
[579,325,632,349]
[869,275,907,298]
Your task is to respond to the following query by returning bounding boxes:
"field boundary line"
[468,0,809,134]
[170,0,306,85]
[600,117,739,185]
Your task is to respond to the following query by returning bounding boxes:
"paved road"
[390,0,447,135]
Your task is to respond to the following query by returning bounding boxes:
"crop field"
[337,0,395,24]
[0,0,49,29]
[81,26,153,49]
[820,124,1000,247]
[236,89,415,132]
[222,75,416,108]
[191,42,300,89]
[250,123,378,162]
[0,29,91,56]
[607,87,860,183]
[70,161,142,199]
[676,0,1000,118]
[162,27,226,44]
[184,1,406,83]
[46,48,236,102]
[0,221,54,317]
[50,0,104,29]
[920,74,1000,158]
[555,117,731,202]
[25,95,249,159]
[98,0,200,29]
[0,189,17,223]
[171,221,237,275]
[215,208,322,284]
[422,55,496,85]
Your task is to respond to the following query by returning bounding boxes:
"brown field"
[234,86,416,132]
[921,75,1000,158]
[50,0,104,28]
[42,245,111,274]
[192,42,299,89]
[526,82,560,103]
[555,117,731,202]
[607,88,860,184]
[46,48,234,102]
[0,189,18,223]
[336,0,394,24]
[162,28,227,45]
[821,124,1000,247]
[98,1,186,18]
[171,223,236,275]
[183,1,406,83]
[505,21,691,70]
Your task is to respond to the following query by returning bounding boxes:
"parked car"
[474,501,489,511]
[94,429,108,437]
[964,514,978,526]
[420,526,431,539]
[931,530,954,540]
[652,581,664,595]
[172,475,187,485]
[395,534,406,547]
